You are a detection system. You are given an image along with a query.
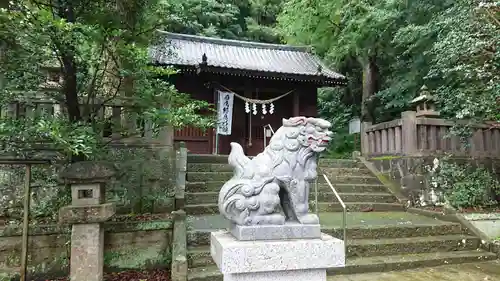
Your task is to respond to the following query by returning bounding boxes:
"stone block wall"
[0,219,173,277]
[370,156,500,204]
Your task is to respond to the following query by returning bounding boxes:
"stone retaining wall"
[369,156,500,203]
[0,219,173,277]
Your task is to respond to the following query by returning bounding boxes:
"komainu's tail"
[228,142,251,179]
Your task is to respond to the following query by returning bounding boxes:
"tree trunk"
[361,56,380,123]
[57,1,84,162]
[57,1,81,124]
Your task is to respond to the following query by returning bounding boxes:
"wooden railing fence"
[361,111,500,158]
[0,97,172,147]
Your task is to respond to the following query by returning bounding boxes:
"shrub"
[431,160,500,209]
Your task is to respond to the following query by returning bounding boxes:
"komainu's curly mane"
[219,116,332,226]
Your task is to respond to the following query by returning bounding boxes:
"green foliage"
[244,0,284,43]
[0,0,213,158]
[324,134,358,159]
[317,88,360,158]
[163,0,284,43]
[0,146,175,221]
[0,0,288,159]
[0,163,67,222]
[279,0,499,129]
[431,160,500,209]
[163,0,243,38]
[383,0,500,123]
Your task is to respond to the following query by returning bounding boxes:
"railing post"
[361,121,372,156]
[401,111,418,155]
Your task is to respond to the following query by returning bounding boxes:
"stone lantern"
[59,161,117,281]
[411,85,440,118]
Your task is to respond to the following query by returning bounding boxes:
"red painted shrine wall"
[172,73,318,156]
[172,75,214,154]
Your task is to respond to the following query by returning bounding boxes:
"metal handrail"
[315,173,347,254]
[262,124,275,147]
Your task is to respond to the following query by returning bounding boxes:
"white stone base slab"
[229,222,321,241]
[223,268,326,281]
[210,230,345,275]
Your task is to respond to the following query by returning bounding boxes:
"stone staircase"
[184,155,496,281]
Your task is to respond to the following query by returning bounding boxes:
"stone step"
[188,266,221,281]
[311,184,389,193]
[321,223,467,240]
[187,234,479,269]
[186,181,389,193]
[320,167,373,176]
[330,249,497,275]
[187,250,497,281]
[186,162,372,175]
[184,201,404,215]
[187,220,465,247]
[187,155,364,168]
[318,159,365,168]
[311,192,397,204]
[315,202,404,213]
[185,203,219,215]
[187,246,212,268]
[187,172,234,182]
[322,175,380,185]
[187,163,233,172]
[186,212,467,245]
[186,224,467,247]
[188,154,229,164]
[188,246,214,268]
[187,172,380,185]
[185,191,397,205]
[186,192,218,205]
[347,235,480,258]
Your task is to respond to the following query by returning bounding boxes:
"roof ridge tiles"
[150,30,347,85]
[156,30,311,52]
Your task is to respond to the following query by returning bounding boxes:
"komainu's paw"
[297,213,319,224]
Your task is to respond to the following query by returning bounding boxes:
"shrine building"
[150,31,347,156]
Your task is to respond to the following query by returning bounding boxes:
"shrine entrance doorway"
[245,91,294,156]
[217,89,294,156]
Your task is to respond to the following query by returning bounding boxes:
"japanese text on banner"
[216,90,234,135]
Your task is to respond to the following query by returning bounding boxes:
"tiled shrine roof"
[150,31,346,86]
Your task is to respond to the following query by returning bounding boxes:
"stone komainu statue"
[218,116,332,226]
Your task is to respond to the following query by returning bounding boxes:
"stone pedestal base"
[210,231,345,281]
[229,222,321,241]
[70,223,104,281]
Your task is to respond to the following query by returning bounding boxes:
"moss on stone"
[104,247,171,270]
[373,172,407,202]
[0,218,173,238]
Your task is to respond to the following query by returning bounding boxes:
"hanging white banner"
[216,90,234,135]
